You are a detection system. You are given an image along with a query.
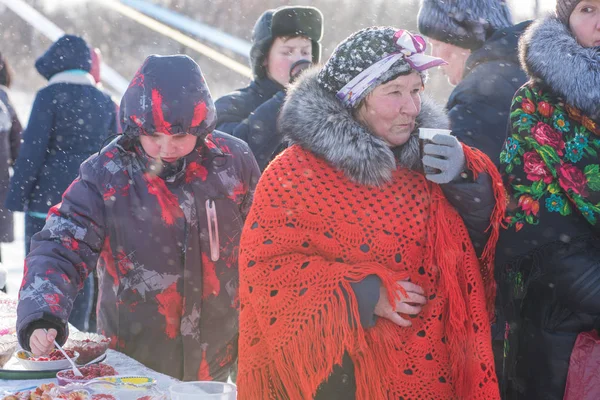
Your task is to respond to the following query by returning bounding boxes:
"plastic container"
[169,381,236,400]
[64,332,111,364]
[63,377,166,400]
[418,128,452,141]
[56,363,117,386]
[0,334,17,368]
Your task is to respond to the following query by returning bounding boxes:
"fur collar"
[279,69,449,186]
[520,16,600,120]
[48,70,96,87]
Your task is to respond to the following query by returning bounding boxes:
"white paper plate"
[15,350,79,371]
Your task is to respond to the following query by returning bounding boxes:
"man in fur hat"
[215,6,323,171]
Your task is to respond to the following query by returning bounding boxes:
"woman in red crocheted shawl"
[238,27,506,399]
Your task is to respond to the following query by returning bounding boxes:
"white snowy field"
[2,211,24,298]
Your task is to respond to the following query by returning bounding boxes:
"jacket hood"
[119,55,217,138]
[35,35,91,81]
[466,21,531,73]
[250,6,323,79]
[279,68,449,186]
[520,16,600,121]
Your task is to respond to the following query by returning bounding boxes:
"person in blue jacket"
[215,6,323,171]
[5,34,117,331]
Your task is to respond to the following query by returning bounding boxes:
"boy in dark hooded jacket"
[215,6,323,171]
[16,55,260,381]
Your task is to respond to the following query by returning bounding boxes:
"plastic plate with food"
[64,333,111,365]
[1,383,90,400]
[57,363,118,386]
[1,377,167,400]
[15,349,79,371]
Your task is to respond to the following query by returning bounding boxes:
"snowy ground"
[2,212,24,298]
[2,90,33,298]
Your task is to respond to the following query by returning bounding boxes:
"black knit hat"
[417,0,513,50]
[556,0,582,25]
[318,27,421,107]
[250,6,323,79]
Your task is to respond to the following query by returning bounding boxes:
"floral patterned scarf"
[501,84,600,233]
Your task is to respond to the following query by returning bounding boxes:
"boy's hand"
[29,328,57,356]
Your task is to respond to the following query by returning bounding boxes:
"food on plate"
[57,363,117,385]
[18,349,76,362]
[15,349,80,372]
[0,383,87,400]
[90,396,116,400]
[32,349,76,362]
[66,392,89,400]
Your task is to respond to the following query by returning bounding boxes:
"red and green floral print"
[500,85,600,230]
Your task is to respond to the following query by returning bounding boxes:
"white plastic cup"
[418,128,452,141]
[169,381,237,400]
[418,128,453,174]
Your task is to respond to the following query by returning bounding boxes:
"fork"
[44,329,83,377]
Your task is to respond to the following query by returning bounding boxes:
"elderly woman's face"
[355,71,423,147]
[570,0,600,47]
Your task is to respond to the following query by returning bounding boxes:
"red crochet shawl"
[238,144,505,399]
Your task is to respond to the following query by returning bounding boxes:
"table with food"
[0,294,180,399]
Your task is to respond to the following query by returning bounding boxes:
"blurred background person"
[215,5,323,171]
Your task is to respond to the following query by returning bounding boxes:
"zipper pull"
[206,199,220,261]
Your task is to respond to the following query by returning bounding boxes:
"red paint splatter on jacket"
[151,89,172,135]
[103,186,117,201]
[156,282,183,339]
[100,237,119,289]
[191,101,208,127]
[48,206,60,218]
[128,67,145,89]
[228,182,247,203]
[44,293,61,313]
[185,161,208,183]
[144,173,184,225]
[219,342,235,367]
[116,250,133,275]
[197,344,213,381]
[61,236,80,252]
[202,253,220,299]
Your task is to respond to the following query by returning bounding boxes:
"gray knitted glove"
[422,134,466,184]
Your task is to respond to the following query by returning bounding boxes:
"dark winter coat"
[497,16,600,400]
[274,70,498,398]
[0,86,22,242]
[16,54,261,381]
[447,21,530,161]
[215,77,285,171]
[5,35,117,214]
